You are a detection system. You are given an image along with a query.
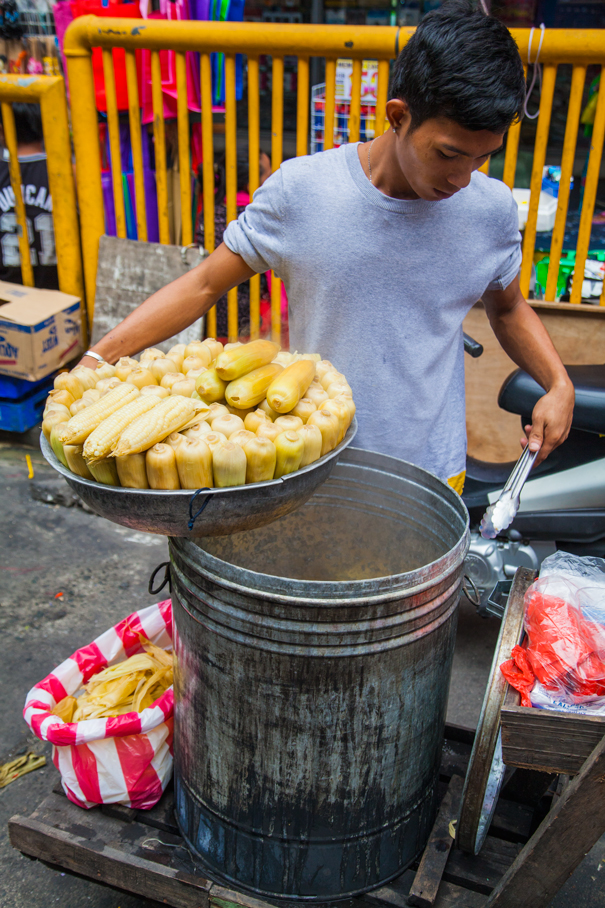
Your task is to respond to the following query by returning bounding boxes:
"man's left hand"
[522,381,575,465]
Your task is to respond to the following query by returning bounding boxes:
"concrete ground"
[0,430,603,907]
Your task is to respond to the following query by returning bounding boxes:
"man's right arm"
[80,243,255,368]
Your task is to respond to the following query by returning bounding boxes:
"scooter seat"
[499,364,605,434]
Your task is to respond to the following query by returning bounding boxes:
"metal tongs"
[480,445,539,539]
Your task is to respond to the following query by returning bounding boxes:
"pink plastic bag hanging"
[24,600,174,810]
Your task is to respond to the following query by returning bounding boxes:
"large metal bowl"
[40,418,357,537]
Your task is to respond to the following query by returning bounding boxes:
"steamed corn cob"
[146,444,180,489]
[212,441,247,487]
[266,361,315,414]
[112,397,208,457]
[88,457,120,485]
[225,363,284,409]
[64,444,95,480]
[116,453,149,489]
[56,384,140,446]
[298,423,323,466]
[243,436,276,483]
[307,409,339,456]
[215,340,279,381]
[274,431,304,477]
[195,367,227,403]
[82,395,160,463]
[175,438,213,489]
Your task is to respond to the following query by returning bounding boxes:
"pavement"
[0,429,603,907]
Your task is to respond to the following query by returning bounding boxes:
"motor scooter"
[462,333,605,611]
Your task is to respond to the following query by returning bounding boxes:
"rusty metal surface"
[170,450,470,899]
[38,419,357,537]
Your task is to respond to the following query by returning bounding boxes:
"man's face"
[393,113,505,202]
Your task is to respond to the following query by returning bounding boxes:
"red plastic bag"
[24,600,174,809]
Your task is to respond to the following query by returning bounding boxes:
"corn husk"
[333,394,356,425]
[266,361,315,414]
[171,379,196,398]
[292,352,321,363]
[50,423,68,467]
[150,358,181,382]
[208,402,229,420]
[160,371,185,390]
[93,363,116,381]
[116,453,149,489]
[307,409,339,456]
[274,414,303,433]
[315,360,334,382]
[211,412,245,438]
[327,381,353,399]
[48,388,75,410]
[298,423,323,466]
[258,398,280,421]
[195,367,228,403]
[96,377,122,395]
[320,398,350,442]
[224,341,243,351]
[274,430,304,478]
[140,384,170,399]
[305,384,329,407]
[243,436,276,483]
[64,444,95,480]
[141,347,165,361]
[88,457,120,485]
[225,363,284,410]
[201,338,223,361]
[168,343,187,359]
[51,696,77,722]
[185,368,206,382]
[71,366,99,391]
[54,372,84,400]
[229,429,256,447]
[183,421,212,441]
[69,398,90,416]
[204,431,228,452]
[184,342,212,367]
[215,340,280,381]
[175,438,213,489]
[212,441,246,487]
[256,422,282,443]
[273,351,294,366]
[164,432,188,450]
[126,367,157,389]
[146,444,180,490]
[42,409,69,441]
[182,354,208,375]
[320,369,346,391]
[82,388,102,404]
[290,398,317,424]
[226,403,256,419]
[114,357,139,381]
[244,409,270,433]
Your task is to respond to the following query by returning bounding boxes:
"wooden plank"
[408,774,465,907]
[489,798,533,843]
[8,814,212,908]
[485,733,605,908]
[443,837,521,895]
[368,871,487,908]
[501,686,605,775]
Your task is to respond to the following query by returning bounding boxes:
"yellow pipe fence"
[0,74,85,337]
[63,20,605,341]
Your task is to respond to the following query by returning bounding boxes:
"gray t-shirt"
[224,141,521,481]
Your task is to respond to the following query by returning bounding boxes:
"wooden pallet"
[9,725,537,908]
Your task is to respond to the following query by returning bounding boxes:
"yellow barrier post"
[1,102,34,287]
[0,74,85,336]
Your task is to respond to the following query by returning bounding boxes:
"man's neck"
[358,130,419,201]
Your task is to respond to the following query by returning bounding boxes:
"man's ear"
[386,99,411,134]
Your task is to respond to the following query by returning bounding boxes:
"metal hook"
[148,561,172,595]
[188,487,212,531]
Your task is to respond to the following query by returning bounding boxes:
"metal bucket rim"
[177,449,470,601]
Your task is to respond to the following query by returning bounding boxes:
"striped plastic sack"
[23,600,174,810]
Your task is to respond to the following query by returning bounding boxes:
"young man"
[81,0,574,487]
[0,103,59,290]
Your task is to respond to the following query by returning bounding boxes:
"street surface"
[0,431,603,907]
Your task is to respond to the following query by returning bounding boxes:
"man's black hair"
[390,0,526,133]
[11,103,43,145]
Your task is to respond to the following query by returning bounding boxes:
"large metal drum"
[170,448,470,900]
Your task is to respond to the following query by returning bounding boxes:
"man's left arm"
[482,275,575,464]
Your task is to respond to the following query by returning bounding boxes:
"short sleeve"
[485,191,522,292]
[223,169,284,276]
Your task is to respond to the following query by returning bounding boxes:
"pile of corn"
[42,339,355,489]
[51,639,173,722]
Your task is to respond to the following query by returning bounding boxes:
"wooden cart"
[9,568,605,908]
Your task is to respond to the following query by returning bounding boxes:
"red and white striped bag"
[24,599,174,810]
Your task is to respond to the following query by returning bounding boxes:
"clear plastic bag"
[501,553,605,712]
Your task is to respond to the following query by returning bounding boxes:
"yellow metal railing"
[63,20,605,342]
[0,74,85,334]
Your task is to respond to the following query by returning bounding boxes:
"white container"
[512,188,558,233]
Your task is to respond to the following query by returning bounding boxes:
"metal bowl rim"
[39,417,358,497]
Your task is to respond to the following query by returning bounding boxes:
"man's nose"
[447,166,473,190]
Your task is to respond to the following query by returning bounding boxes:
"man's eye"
[438,150,456,160]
